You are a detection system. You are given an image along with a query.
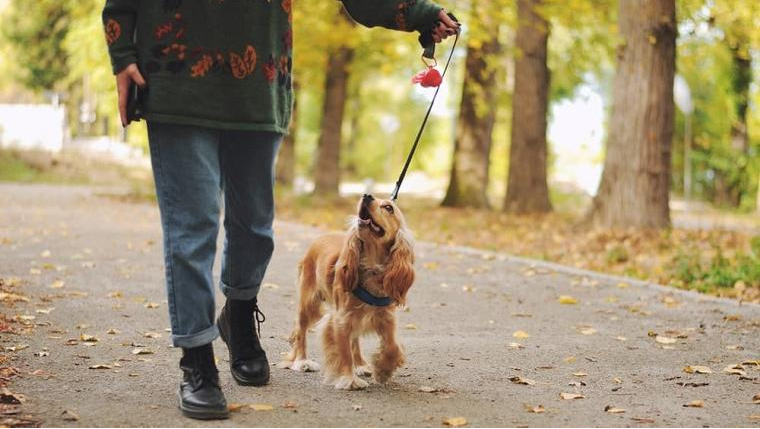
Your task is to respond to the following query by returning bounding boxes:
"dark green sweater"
[102,0,443,133]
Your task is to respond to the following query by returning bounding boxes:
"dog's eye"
[383,205,394,214]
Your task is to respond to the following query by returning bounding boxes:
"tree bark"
[588,0,676,228]
[441,12,500,209]
[313,13,355,197]
[504,0,552,214]
[276,81,298,188]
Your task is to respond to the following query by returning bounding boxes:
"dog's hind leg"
[280,263,322,372]
[352,339,372,377]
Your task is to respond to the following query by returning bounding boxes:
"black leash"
[390,26,460,201]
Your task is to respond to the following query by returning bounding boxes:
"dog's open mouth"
[358,205,385,236]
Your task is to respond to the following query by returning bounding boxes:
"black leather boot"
[178,343,229,420]
[217,298,270,386]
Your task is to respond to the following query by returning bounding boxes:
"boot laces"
[253,304,266,339]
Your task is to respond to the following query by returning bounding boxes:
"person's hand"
[116,63,147,127]
[431,9,459,43]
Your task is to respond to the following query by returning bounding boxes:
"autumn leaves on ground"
[1,183,760,427]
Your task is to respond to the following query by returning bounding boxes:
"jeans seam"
[152,129,180,332]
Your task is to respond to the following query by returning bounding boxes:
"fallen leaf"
[142,332,161,339]
[144,302,160,309]
[572,372,588,377]
[107,291,123,299]
[106,328,121,335]
[41,250,51,258]
[35,308,55,315]
[749,415,760,421]
[615,336,627,341]
[683,400,704,408]
[262,282,279,289]
[132,348,154,355]
[616,282,629,289]
[631,417,655,423]
[558,295,578,304]
[423,262,439,270]
[508,342,525,349]
[282,401,298,409]
[683,366,712,374]
[49,280,65,289]
[4,344,29,352]
[560,392,585,400]
[418,386,438,393]
[352,404,362,411]
[752,393,760,404]
[228,403,245,412]
[88,364,112,370]
[442,416,467,427]
[509,376,536,386]
[404,324,417,330]
[722,364,746,376]
[250,404,274,411]
[79,334,99,343]
[580,328,597,335]
[61,410,79,421]
[525,404,545,414]
[604,405,626,414]
[0,388,26,404]
[724,314,742,322]
[655,335,677,344]
[563,356,576,364]
[613,377,623,384]
[513,330,530,339]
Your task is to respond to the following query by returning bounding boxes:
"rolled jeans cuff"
[171,324,219,349]
[221,280,261,301]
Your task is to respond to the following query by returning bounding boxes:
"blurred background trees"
[0,0,758,220]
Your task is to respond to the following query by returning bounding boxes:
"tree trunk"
[588,0,676,228]
[442,12,500,209]
[504,0,552,214]
[313,13,355,197]
[276,80,298,188]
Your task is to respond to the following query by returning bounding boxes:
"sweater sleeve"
[339,0,443,33]
[102,0,138,74]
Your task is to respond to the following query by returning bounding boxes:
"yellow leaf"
[144,302,160,309]
[525,404,545,413]
[604,406,626,414]
[250,404,274,411]
[558,295,578,304]
[404,324,417,330]
[560,392,584,400]
[580,328,597,335]
[509,376,536,386]
[572,372,587,377]
[50,280,65,289]
[655,335,677,344]
[683,366,712,374]
[513,330,530,339]
[79,334,98,343]
[683,400,704,408]
[442,417,467,427]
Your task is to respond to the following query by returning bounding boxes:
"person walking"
[102,0,458,420]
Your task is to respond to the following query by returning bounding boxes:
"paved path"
[1,183,759,427]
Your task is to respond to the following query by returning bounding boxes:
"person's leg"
[216,129,282,386]
[147,122,228,419]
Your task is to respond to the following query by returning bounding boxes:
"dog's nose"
[362,194,374,202]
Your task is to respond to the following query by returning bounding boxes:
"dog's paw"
[334,375,369,390]
[354,365,373,377]
[290,359,320,372]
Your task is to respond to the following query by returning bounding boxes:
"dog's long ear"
[335,225,361,296]
[383,228,415,306]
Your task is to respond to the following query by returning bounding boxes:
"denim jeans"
[147,122,282,348]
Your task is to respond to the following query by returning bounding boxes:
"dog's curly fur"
[280,195,415,390]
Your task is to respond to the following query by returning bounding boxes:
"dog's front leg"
[372,315,405,384]
[323,313,368,390]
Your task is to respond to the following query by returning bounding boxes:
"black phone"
[126,82,146,124]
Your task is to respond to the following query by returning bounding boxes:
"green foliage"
[2,0,70,91]
[671,243,760,292]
